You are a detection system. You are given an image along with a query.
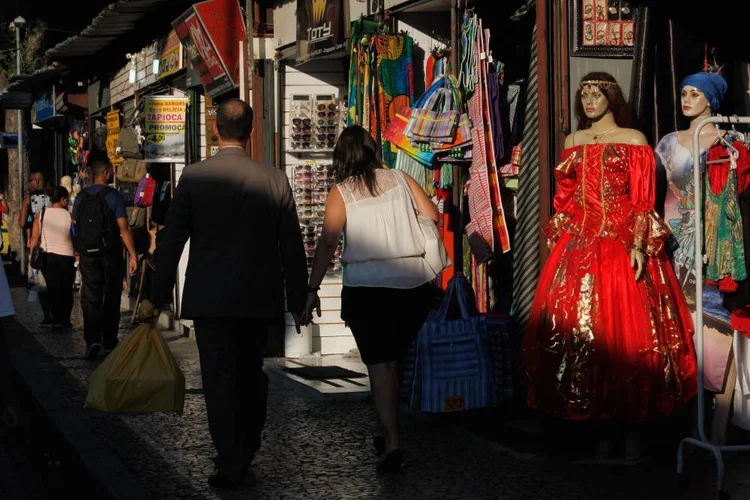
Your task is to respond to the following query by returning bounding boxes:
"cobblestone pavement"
[6,288,750,500]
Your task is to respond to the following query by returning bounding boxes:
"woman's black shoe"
[373,435,386,456]
[376,449,403,474]
[208,472,242,490]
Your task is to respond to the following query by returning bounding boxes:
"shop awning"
[45,0,185,60]
[0,63,67,109]
[0,88,33,110]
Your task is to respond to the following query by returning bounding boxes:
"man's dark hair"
[216,99,253,142]
[89,159,111,179]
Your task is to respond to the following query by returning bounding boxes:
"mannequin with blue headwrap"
[655,71,730,297]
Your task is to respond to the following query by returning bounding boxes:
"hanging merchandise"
[426,48,451,88]
[347,20,414,168]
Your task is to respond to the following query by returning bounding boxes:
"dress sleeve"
[629,145,670,256]
[543,148,579,245]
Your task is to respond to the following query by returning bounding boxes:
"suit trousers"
[79,255,123,349]
[194,317,271,479]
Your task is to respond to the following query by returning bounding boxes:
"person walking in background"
[0,191,8,214]
[29,186,75,329]
[72,158,138,359]
[20,171,53,327]
[0,251,18,429]
[147,98,308,490]
[302,125,439,474]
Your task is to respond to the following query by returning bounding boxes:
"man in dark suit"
[148,98,308,489]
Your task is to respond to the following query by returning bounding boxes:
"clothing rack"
[677,114,750,498]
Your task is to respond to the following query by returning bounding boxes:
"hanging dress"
[523,143,698,421]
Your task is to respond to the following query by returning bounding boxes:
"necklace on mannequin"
[590,125,617,142]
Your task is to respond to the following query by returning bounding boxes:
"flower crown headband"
[579,80,618,90]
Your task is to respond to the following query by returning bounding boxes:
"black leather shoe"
[373,435,386,456]
[208,472,242,490]
[376,449,403,474]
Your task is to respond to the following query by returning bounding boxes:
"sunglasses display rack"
[293,162,343,273]
[290,95,314,152]
[312,94,341,151]
[289,94,348,154]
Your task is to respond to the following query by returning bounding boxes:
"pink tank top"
[41,208,74,257]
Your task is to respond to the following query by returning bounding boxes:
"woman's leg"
[367,361,401,452]
[60,256,76,325]
[42,255,63,325]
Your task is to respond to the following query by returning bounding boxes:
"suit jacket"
[150,147,308,319]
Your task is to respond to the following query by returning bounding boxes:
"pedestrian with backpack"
[72,159,138,359]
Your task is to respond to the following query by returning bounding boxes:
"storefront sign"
[157,31,184,80]
[296,0,350,63]
[143,96,188,163]
[205,96,220,157]
[172,0,247,99]
[31,87,55,124]
[106,110,123,166]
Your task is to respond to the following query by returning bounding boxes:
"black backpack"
[74,187,121,256]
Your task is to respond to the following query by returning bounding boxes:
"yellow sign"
[144,96,188,163]
[158,31,183,81]
[106,110,123,166]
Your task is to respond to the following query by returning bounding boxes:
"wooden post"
[536,0,552,264]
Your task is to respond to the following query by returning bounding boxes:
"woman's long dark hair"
[574,71,631,130]
[331,125,382,196]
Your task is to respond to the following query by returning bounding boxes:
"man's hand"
[300,291,321,326]
[128,255,138,276]
[137,299,161,325]
[290,312,302,334]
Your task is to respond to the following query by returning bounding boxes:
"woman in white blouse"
[302,126,439,474]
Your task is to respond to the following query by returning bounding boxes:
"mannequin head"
[60,175,73,192]
[574,72,630,130]
[679,72,727,117]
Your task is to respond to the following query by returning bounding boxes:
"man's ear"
[213,122,219,137]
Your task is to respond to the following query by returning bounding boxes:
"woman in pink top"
[29,186,75,329]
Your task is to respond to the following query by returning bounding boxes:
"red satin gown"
[523,144,698,420]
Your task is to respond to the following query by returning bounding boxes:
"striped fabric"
[511,25,541,330]
[409,275,494,412]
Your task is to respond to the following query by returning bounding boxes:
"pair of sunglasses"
[292,142,311,149]
[292,117,312,126]
[317,141,336,149]
[317,103,337,111]
[317,133,337,142]
[317,111,337,118]
[293,125,311,134]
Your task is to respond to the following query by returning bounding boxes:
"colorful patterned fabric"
[374,34,414,168]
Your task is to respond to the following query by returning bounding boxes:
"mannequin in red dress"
[523,72,698,459]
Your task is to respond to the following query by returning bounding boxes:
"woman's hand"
[300,291,321,326]
[630,246,644,281]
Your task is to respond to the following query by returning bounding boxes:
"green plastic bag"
[85,323,185,413]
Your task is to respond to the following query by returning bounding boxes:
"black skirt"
[341,283,433,365]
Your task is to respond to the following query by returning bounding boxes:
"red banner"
[172,0,247,99]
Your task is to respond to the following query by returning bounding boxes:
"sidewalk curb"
[6,320,154,500]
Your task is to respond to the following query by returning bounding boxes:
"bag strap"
[412,76,447,110]
[436,274,479,322]
[395,170,420,215]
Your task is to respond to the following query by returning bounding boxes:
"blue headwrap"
[679,72,728,114]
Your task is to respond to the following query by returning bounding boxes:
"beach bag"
[410,274,494,412]
[405,76,459,143]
